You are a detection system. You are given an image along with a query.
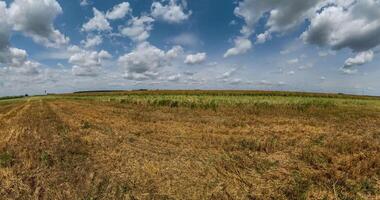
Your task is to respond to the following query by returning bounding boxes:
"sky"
[0,0,380,96]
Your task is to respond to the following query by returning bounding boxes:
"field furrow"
[1,92,379,199]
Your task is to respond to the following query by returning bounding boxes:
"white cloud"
[68,46,112,76]
[118,42,181,80]
[257,80,287,86]
[298,63,313,70]
[81,35,103,49]
[169,33,201,47]
[82,8,112,32]
[256,31,271,44]
[120,16,155,42]
[0,2,11,62]
[302,1,380,52]
[225,0,322,57]
[0,2,41,76]
[8,0,69,48]
[344,50,374,68]
[287,58,299,64]
[0,47,41,76]
[167,74,181,82]
[151,0,191,23]
[219,68,238,79]
[224,37,252,58]
[80,0,90,6]
[340,68,358,75]
[184,52,207,65]
[166,45,184,59]
[106,2,131,20]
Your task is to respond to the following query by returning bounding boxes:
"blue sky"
[0,0,379,96]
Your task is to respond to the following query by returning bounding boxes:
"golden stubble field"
[0,91,379,199]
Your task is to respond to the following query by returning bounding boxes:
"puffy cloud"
[8,48,28,68]
[68,46,112,76]
[120,16,155,42]
[302,0,380,52]
[234,0,322,34]
[0,47,41,76]
[0,2,11,62]
[106,2,131,20]
[225,0,322,57]
[184,52,207,65]
[7,0,69,48]
[343,50,374,69]
[80,0,90,6]
[82,8,112,32]
[224,37,252,58]
[166,45,184,59]
[169,33,201,47]
[118,42,181,80]
[0,3,39,75]
[265,0,322,33]
[81,35,103,49]
[256,31,271,44]
[151,0,191,23]
[167,74,181,82]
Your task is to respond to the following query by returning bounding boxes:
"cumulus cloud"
[8,0,69,48]
[118,42,182,80]
[167,74,181,82]
[0,47,41,75]
[225,0,322,57]
[343,50,374,69]
[256,31,271,44]
[120,16,155,42]
[166,45,184,59]
[68,46,112,76]
[106,2,131,20]
[82,8,112,32]
[225,0,380,74]
[80,0,90,6]
[302,0,380,52]
[151,0,191,23]
[0,2,11,62]
[0,2,40,75]
[224,37,252,58]
[81,35,103,49]
[184,52,207,65]
[169,33,201,47]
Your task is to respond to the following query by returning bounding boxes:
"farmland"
[0,90,379,199]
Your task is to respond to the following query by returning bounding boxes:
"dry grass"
[0,91,379,199]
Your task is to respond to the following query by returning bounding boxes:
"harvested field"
[0,91,379,199]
